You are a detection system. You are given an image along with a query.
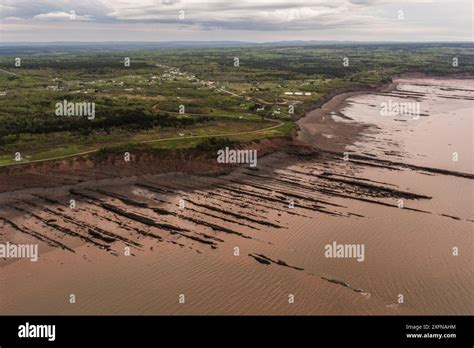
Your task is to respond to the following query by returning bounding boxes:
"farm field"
[1,43,472,165]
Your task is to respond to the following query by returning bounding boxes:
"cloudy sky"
[0,0,472,42]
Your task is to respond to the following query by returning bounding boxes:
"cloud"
[33,11,93,21]
[0,0,471,41]
[0,0,388,30]
[0,0,110,21]
[101,0,365,30]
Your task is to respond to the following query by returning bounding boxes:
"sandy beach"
[1,77,472,315]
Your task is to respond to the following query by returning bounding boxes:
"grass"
[0,119,289,165]
[0,43,472,166]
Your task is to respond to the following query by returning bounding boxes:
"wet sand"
[1,78,472,315]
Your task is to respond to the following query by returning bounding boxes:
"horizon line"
[1,40,473,45]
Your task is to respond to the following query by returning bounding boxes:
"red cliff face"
[0,137,296,193]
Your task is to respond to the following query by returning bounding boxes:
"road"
[0,118,284,168]
[0,63,287,168]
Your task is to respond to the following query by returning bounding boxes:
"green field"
[0,43,473,165]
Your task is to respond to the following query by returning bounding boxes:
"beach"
[1,77,472,315]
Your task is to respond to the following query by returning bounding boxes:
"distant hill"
[0,40,472,55]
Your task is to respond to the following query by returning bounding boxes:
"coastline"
[296,72,474,153]
[0,136,298,194]
[1,75,472,315]
[1,72,471,193]
[294,80,396,152]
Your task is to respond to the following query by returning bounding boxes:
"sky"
[0,0,472,42]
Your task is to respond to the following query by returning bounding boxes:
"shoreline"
[296,72,474,152]
[1,73,471,193]
[0,136,299,194]
[295,82,396,152]
[2,75,472,315]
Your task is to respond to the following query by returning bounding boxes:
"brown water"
[1,78,472,315]
[340,78,473,173]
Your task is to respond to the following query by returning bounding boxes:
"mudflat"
[1,78,472,315]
